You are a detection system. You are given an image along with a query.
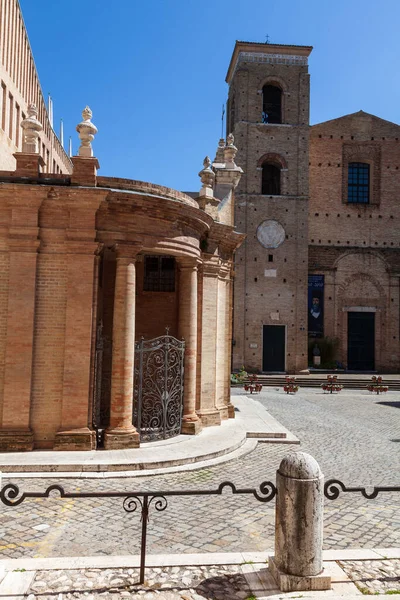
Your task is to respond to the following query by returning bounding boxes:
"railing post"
[139,495,149,585]
[269,451,331,592]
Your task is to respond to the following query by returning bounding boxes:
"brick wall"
[309,112,400,371]
[230,50,310,373]
[30,253,67,447]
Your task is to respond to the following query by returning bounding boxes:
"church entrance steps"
[0,397,298,476]
[233,375,400,390]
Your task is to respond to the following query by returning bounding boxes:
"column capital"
[218,261,232,280]
[113,243,143,261]
[201,256,221,278]
[176,256,201,270]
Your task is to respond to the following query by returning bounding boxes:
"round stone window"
[256,220,286,249]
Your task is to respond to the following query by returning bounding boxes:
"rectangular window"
[0,83,5,131]
[15,103,20,147]
[144,255,175,292]
[348,162,369,204]
[8,93,13,140]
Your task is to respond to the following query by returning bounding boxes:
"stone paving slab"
[2,552,398,599]
[0,397,299,474]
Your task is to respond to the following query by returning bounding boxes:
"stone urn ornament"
[20,103,42,153]
[76,106,98,157]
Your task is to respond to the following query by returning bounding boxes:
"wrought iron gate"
[92,321,112,446]
[133,332,185,442]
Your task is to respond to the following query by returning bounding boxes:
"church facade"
[228,41,400,373]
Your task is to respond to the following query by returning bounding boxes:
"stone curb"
[0,396,299,476]
[0,548,398,572]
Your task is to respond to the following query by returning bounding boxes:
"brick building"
[0,0,244,451]
[0,0,71,174]
[228,41,400,373]
[0,107,243,451]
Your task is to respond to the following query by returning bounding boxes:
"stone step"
[232,376,400,390]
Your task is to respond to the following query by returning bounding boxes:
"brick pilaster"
[54,242,98,451]
[0,238,39,451]
[178,258,202,434]
[215,263,231,419]
[197,257,221,426]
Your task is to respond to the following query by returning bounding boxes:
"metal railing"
[324,480,400,500]
[1,478,399,584]
[0,480,277,584]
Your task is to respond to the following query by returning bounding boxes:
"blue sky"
[20,0,400,191]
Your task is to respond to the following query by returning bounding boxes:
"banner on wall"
[308,274,324,338]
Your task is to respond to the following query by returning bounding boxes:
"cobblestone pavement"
[0,388,399,559]
[340,559,400,594]
[12,558,400,598]
[27,564,251,600]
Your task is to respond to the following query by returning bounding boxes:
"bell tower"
[227,41,313,373]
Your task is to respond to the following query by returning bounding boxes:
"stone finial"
[224,133,238,166]
[213,138,225,163]
[20,103,43,153]
[76,106,98,157]
[198,156,215,198]
[203,156,211,169]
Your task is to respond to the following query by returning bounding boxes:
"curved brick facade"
[0,151,243,450]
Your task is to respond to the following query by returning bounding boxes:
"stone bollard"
[269,451,331,592]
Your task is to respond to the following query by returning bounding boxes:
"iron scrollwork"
[324,479,400,500]
[133,332,185,442]
[0,479,276,585]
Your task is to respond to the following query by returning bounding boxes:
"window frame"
[261,162,281,195]
[143,255,176,293]
[342,144,380,206]
[347,162,370,204]
[262,84,282,124]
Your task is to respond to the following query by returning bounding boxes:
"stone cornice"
[226,41,312,83]
[97,177,198,208]
[99,191,214,239]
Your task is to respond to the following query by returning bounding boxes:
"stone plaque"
[256,220,285,249]
[264,269,277,277]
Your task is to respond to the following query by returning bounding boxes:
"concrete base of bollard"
[269,556,331,592]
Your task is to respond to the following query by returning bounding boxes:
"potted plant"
[321,374,343,394]
[283,376,299,394]
[367,376,388,394]
[244,373,262,394]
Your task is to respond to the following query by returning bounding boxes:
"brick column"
[104,246,140,449]
[0,239,39,451]
[178,258,202,435]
